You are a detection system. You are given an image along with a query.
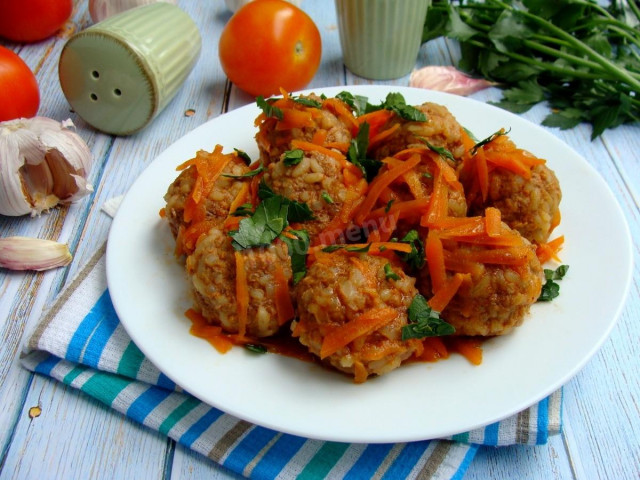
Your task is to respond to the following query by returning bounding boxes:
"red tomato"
[218,0,322,98]
[0,0,72,43]
[0,46,40,121]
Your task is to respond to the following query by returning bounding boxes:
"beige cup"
[335,0,430,80]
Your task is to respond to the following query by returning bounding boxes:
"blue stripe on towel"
[223,427,279,472]
[179,407,224,448]
[250,434,306,479]
[34,354,61,376]
[156,372,176,390]
[537,396,549,444]
[484,422,500,446]
[127,386,173,423]
[66,290,117,365]
[381,441,431,480]
[451,445,479,480]
[344,443,395,480]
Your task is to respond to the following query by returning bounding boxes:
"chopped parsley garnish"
[321,243,371,253]
[244,343,267,354]
[347,122,383,181]
[384,263,400,281]
[335,91,369,115]
[233,148,252,166]
[402,294,455,340]
[366,92,427,122]
[395,229,426,271]
[422,139,456,163]
[471,128,511,155]
[321,191,334,204]
[256,96,283,120]
[384,199,395,213]
[230,202,254,217]
[258,180,315,223]
[222,163,264,178]
[279,229,310,284]
[283,149,304,166]
[229,195,289,250]
[291,96,322,108]
[538,265,569,302]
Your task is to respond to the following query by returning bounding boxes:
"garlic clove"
[0,117,93,217]
[409,66,496,96]
[0,236,72,271]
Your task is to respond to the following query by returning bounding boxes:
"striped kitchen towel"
[20,200,561,480]
[21,243,562,479]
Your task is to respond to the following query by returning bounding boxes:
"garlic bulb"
[89,0,178,23]
[409,66,496,96]
[224,0,301,13]
[0,237,72,271]
[0,117,93,217]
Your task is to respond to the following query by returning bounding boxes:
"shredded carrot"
[536,235,564,263]
[367,198,431,223]
[323,97,360,134]
[421,168,449,226]
[290,139,347,165]
[159,207,166,218]
[234,251,249,337]
[550,209,562,232]
[428,273,469,313]
[355,155,422,224]
[311,129,328,145]
[484,207,502,237]
[425,230,446,293]
[276,108,315,130]
[368,123,401,149]
[417,337,449,362]
[323,141,350,153]
[453,246,533,266]
[358,109,395,141]
[181,220,218,254]
[274,262,295,326]
[475,147,490,202]
[314,185,366,246]
[320,307,398,359]
[449,337,483,365]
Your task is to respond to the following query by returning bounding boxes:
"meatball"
[417,235,543,337]
[164,150,250,238]
[186,227,293,338]
[255,94,353,166]
[293,252,422,382]
[264,150,351,242]
[468,164,562,245]
[371,102,466,161]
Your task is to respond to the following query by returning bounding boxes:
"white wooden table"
[1,1,638,479]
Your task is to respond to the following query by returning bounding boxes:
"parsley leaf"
[230,202,254,217]
[233,148,252,166]
[421,139,456,163]
[471,128,511,155]
[229,196,289,250]
[538,264,569,302]
[222,163,265,178]
[258,180,315,223]
[395,230,426,271]
[279,229,310,284]
[366,92,427,121]
[384,263,401,281]
[244,343,268,354]
[321,191,334,204]
[335,91,369,115]
[347,123,383,181]
[256,96,283,120]
[402,294,455,340]
[291,96,322,108]
[283,149,304,166]
[321,243,372,253]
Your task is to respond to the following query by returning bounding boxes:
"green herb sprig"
[402,294,456,340]
[424,0,640,138]
[538,264,569,302]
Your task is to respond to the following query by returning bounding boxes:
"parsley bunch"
[424,0,640,138]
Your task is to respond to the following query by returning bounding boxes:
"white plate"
[106,86,633,443]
